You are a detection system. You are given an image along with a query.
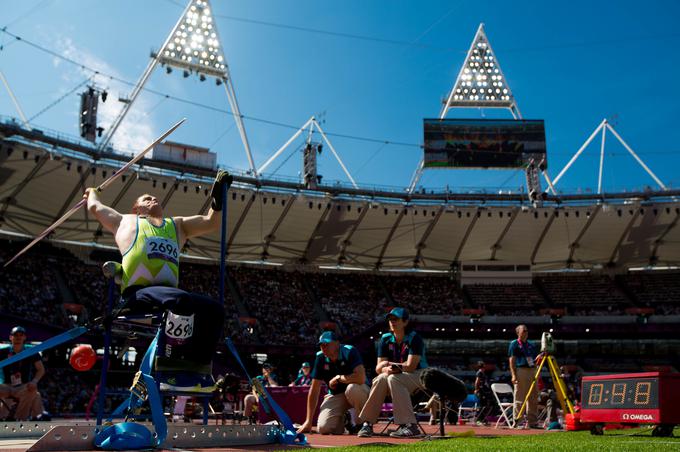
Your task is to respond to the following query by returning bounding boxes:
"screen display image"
[423,119,547,169]
[581,378,658,410]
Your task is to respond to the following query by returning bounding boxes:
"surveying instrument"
[516,333,575,426]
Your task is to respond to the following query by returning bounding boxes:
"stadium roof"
[1,119,679,272]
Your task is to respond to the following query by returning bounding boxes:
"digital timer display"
[580,372,680,428]
[582,378,658,410]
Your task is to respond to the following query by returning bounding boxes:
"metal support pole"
[551,120,606,188]
[542,170,557,196]
[97,277,116,425]
[312,120,359,189]
[0,70,31,129]
[97,1,191,151]
[222,78,257,176]
[408,158,425,194]
[597,123,607,194]
[605,123,668,190]
[218,184,228,307]
[257,117,314,174]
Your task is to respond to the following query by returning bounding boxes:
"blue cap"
[318,331,339,344]
[302,362,311,368]
[10,326,26,335]
[386,307,409,321]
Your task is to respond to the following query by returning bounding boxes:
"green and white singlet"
[121,216,180,290]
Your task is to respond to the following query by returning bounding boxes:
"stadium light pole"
[0,70,32,130]
[411,23,535,195]
[257,116,359,189]
[551,119,668,193]
[97,0,257,176]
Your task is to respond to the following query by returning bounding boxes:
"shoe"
[429,418,437,426]
[389,424,423,438]
[346,423,361,434]
[158,372,216,393]
[345,411,360,434]
[357,422,374,438]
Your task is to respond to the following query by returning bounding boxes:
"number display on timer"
[582,378,657,410]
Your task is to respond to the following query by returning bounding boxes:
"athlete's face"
[133,194,162,216]
[302,366,311,376]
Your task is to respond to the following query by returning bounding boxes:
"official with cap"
[0,327,45,420]
[290,362,312,386]
[358,307,429,438]
[296,332,369,435]
[243,362,280,421]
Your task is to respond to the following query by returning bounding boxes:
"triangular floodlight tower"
[410,23,552,195]
[97,0,257,176]
[440,23,521,120]
[257,116,359,189]
[550,118,668,194]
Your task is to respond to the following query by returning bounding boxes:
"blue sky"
[1,0,679,194]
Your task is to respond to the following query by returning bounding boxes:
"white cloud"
[54,36,155,154]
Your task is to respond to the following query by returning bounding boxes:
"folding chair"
[491,383,515,428]
[457,393,479,423]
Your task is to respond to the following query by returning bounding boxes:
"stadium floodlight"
[97,0,257,176]
[440,23,520,119]
[158,0,228,79]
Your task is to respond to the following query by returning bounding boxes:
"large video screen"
[423,119,547,169]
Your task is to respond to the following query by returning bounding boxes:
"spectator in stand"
[0,327,46,420]
[509,324,540,429]
[243,363,279,421]
[290,362,312,386]
[297,332,369,435]
[358,308,429,438]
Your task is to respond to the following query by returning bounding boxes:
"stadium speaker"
[420,367,467,403]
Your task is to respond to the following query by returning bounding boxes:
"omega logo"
[622,413,654,421]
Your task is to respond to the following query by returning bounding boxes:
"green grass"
[323,427,680,451]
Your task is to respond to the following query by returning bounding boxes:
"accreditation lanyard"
[517,340,535,367]
[6,347,26,386]
[389,335,409,363]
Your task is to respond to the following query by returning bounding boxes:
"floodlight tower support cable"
[550,119,606,189]
[0,70,31,130]
[597,122,607,194]
[408,158,424,194]
[542,171,557,196]
[605,122,667,190]
[312,119,359,189]
[221,73,257,177]
[257,116,314,174]
[97,1,192,152]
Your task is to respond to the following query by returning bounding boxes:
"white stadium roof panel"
[419,208,477,269]
[1,138,679,272]
[266,195,327,261]
[458,209,514,261]
[532,207,591,270]
[494,208,552,263]
[379,207,436,268]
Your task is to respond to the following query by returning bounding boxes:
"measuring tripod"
[517,352,575,424]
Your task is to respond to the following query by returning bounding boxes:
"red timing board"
[580,372,680,424]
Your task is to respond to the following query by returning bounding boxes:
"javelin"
[3,118,187,268]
